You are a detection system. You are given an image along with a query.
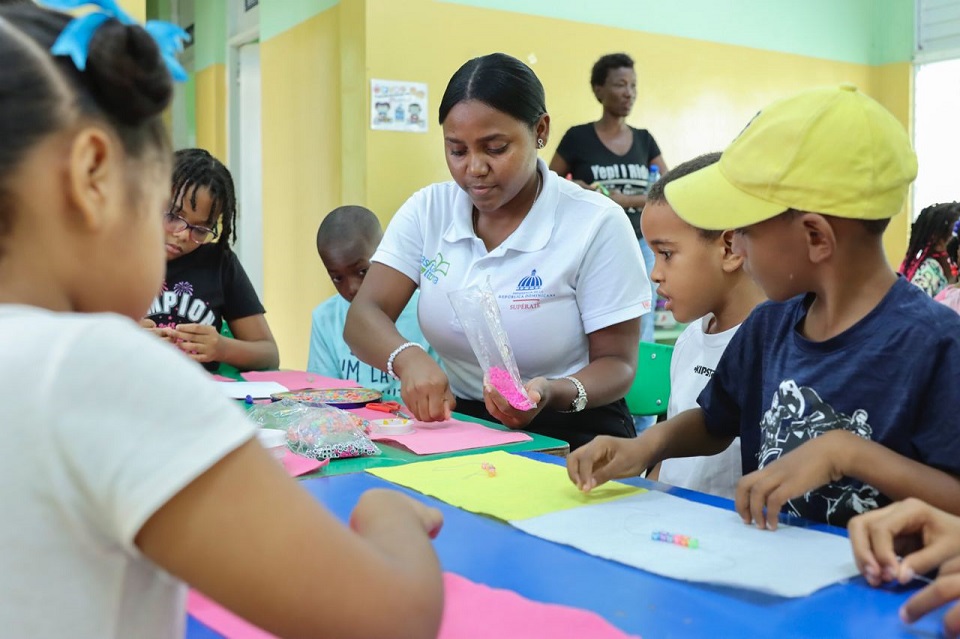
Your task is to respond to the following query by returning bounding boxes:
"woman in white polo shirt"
[345,53,651,449]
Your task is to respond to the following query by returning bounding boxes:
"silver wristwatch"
[560,376,587,413]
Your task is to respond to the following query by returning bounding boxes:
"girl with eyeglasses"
[142,148,279,372]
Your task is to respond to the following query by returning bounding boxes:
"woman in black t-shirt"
[550,52,666,348]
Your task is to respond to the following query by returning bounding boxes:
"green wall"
[195,0,227,70]
[164,0,915,64]
[439,0,914,65]
[260,0,340,42]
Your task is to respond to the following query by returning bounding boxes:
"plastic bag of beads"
[448,280,536,411]
[246,398,312,431]
[246,399,380,460]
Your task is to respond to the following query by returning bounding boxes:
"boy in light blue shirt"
[308,206,436,396]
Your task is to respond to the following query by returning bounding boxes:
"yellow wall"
[338,0,368,205]
[363,0,911,261]
[119,0,145,22]
[254,0,913,368]
[194,65,227,163]
[873,62,914,264]
[261,8,342,369]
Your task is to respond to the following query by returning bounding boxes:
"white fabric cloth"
[658,315,743,499]
[373,158,651,400]
[0,306,254,638]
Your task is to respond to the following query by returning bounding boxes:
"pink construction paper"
[241,370,360,391]
[439,573,640,639]
[187,590,276,639]
[350,407,531,455]
[187,573,638,639]
[209,374,235,382]
[282,451,328,477]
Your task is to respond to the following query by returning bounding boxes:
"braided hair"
[900,203,960,282]
[171,148,237,251]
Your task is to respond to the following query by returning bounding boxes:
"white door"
[234,41,264,297]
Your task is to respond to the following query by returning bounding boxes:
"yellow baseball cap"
[664,84,918,230]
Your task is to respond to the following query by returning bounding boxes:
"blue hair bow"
[39,0,190,82]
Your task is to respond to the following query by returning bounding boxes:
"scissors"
[366,401,412,420]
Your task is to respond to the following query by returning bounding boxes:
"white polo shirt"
[373,159,651,401]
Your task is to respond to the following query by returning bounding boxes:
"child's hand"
[901,559,960,637]
[567,435,647,493]
[849,498,960,585]
[849,499,960,637]
[482,377,547,429]
[172,323,223,363]
[735,429,851,530]
[140,318,178,343]
[350,489,444,539]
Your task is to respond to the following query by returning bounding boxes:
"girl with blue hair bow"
[0,3,444,637]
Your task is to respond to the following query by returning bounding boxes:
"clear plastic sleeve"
[448,280,536,411]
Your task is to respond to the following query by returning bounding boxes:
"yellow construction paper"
[367,451,642,521]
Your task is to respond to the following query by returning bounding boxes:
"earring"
[537,138,545,149]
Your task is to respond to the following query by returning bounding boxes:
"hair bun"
[85,19,173,125]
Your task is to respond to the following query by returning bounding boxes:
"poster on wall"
[370,79,428,133]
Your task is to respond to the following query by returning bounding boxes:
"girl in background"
[143,148,280,372]
[900,202,960,297]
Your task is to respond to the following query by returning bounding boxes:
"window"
[917,0,960,60]
[913,59,960,214]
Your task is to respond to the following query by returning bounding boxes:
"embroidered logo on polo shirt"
[498,269,555,310]
[516,269,543,292]
[421,252,450,284]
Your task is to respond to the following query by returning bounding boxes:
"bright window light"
[914,58,960,216]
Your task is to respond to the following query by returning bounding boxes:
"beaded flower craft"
[271,388,382,409]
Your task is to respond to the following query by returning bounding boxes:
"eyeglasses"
[163,210,219,244]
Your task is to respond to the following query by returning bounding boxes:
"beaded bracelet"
[386,341,426,379]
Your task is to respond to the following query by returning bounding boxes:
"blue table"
[187,453,946,638]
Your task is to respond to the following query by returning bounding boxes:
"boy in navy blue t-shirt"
[568,85,960,529]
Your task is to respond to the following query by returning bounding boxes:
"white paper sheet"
[214,381,288,399]
[511,491,858,598]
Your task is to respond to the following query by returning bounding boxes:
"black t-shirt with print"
[146,244,265,371]
[555,123,661,237]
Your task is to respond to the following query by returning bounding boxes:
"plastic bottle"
[647,165,660,191]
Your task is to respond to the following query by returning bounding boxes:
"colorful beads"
[651,531,698,548]
[481,462,497,477]
[487,367,535,411]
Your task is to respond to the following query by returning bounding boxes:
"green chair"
[216,323,242,379]
[625,342,674,417]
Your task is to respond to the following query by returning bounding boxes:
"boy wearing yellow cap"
[567,85,960,530]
